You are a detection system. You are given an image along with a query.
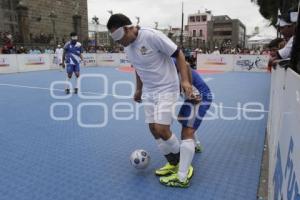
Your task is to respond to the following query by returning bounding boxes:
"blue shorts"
[178,96,212,130]
[66,64,80,74]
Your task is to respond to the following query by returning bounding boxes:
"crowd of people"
[0,33,288,57]
[1,8,298,67]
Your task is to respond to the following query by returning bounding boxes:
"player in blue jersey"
[62,32,84,94]
[159,59,212,187]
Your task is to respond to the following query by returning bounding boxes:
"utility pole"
[135,16,140,25]
[92,16,99,50]
[107,10,113,15]
[180,2,184,48]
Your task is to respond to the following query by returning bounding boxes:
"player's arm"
[134,71,143,103]
[62,48,66,68]
[79,45,85,65]
[173,49,193,98]
[150,31,193,98]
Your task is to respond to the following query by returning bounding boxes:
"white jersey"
[125,27,179,95]
[55,48,64,64]
[278,36,294,59]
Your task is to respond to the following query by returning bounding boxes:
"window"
[196,16,201,22]
[193,30,196,37]
[189,16,195,22]
[213,31,232,36]
[202,16,207,22]
[199,30,203,37]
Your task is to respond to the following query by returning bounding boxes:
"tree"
[251,0,299,25]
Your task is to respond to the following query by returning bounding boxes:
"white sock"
[75,77,79,89]
[66,77,71,89]
[194,132,201,146]
[156,134,180,155]
[156,138,171,155]
[178,139,195,182]
[165,134,180,154]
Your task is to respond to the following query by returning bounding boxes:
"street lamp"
[92,15,100,50]
[49,10,57,44]
[107,10,113,15]
[135,16,140,25]
[154,21,158,30]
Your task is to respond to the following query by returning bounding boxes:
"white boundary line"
[0,83,269,113]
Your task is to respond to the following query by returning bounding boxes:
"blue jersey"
[191,69,211,98]
[64,41,83,65]
[172,58,212,129]
[172,58,211,98]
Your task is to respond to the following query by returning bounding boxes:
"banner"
[17,54,51,72]
[119,53,131,67]
[82,53,97,67]
[268,68,300,200]
[0,54,19,73]
[96,53,120,67]
[233,55,270,72]
[196,54,234,71]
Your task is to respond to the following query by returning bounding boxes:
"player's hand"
[181,81,193,99]
[82,60,86,66]
[133,90,142,103]
[190,94,201,104]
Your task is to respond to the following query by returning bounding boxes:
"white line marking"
[204,77,214,82]
[0,83,269,113]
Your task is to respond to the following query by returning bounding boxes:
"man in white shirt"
[275,11,298,60]
[55,44,64,71]
[107,14,194,187]
[212,46,220,55]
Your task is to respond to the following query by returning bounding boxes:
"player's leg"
[154,123,180,176]
[74,64,80,94]
[147,94,180,176]
[65,64,73,94]
[194,131,203,153]
[160,101,195,187]
[194,94,213,152]
[58,58,63,72]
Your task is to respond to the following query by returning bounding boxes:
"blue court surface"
[0,67,270,200]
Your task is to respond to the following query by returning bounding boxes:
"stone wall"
[25,0,88,44]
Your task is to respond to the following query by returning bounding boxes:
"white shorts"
[143,93,178,125]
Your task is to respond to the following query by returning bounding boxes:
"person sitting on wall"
[267,38,285,71]
[273,10,298,60]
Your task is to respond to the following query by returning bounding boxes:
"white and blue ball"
[130,149,150,169]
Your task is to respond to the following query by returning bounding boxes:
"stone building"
[207,15,246,50]
[0,0,88,45]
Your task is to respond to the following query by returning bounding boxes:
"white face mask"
[71,36,78,40]
[290,12,298,23]
[110,25,133,42]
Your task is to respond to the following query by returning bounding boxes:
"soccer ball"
[130,149,150,169]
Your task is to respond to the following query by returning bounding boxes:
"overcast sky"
[88,0,276,37]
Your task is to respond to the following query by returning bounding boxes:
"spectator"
[55,44,64,71]
[2,33,14,54]
[17,46,27,54]
[274,10,298,60]
[212,46,220,54]
[267,38,285,71]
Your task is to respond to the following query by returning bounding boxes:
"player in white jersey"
[107,14,195,186]
[55,44,64,71]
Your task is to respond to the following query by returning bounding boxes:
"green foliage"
[252,0,299,25]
